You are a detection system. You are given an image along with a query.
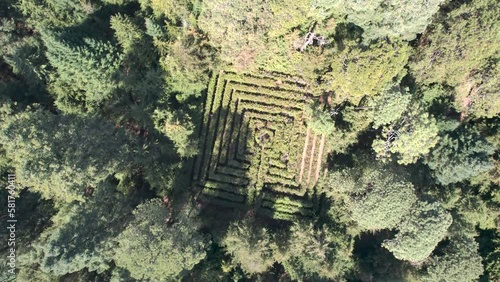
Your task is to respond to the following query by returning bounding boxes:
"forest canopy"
[0,0,498,281]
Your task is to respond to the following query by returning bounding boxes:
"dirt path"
[314,134,326,184]
[298,128,310,184]
[306,134,318,185]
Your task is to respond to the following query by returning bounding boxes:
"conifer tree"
[18,0,93,28]
[40,30,123,113]
[110,14,143,54]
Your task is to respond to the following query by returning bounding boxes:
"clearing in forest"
[192,70,326,220]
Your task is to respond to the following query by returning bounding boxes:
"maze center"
[193,71,327,220]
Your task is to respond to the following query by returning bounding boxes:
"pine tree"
[40,30,123,113]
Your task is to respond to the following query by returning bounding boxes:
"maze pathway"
[193,71,326,220]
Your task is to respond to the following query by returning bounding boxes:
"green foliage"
[110,14,143,54]
[372,106,440,165]
[40,30,123,113]
[3,37,46,87]
[309,0,344,21]
[114,199,210,281]
[267,0,310,38]
[2,0,499,280]
[327,164,417,231]
[18,0,94,28]
[383,201,452,263]
[423,236,483,282]
[457,194,500,230]
[276,222,354,280]
[325,104,374,154]
[160,30,213,101]
[36,183,136,275]
[370,84,412,128]
[323,40,411,105]
[308,107,335,136]
[146,0,193,24]
[0,107,135,203]
[483,232,500,281]
[222,218,274,274]
[153,108,198,158]
[411,0,500,119]
[425,128,495,185]
[198,0,272,69]
[342,0,445,42]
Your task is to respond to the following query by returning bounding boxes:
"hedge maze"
[193,71,326,220]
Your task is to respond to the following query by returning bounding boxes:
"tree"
[322,39,411,105]
[222,218,274,275]
[308,107,336,136]
[327,164,418,231]
[18,0,93,28]
[110,14,143,55]
[198,0,273,69]
[160,30,214,102]
[324,104,375,154]
[153,109,198,158]
[113,199,210,281]
[383,201,452,263]
[0,107,135,203]
[276,222,354,280]
[411,0,500,119]
[35,183,137,276]
[372,106,440,165]
[40,30,123,113]
[483,232,500,281]
[267,0,310,38]
[309,0,345,21]
[423,236,483,282]
[342,0,445,42]
[425,128,495,185]
[369,84,412,128]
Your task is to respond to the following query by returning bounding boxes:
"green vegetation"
[0,0,498,281]
[113,199,209,281]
